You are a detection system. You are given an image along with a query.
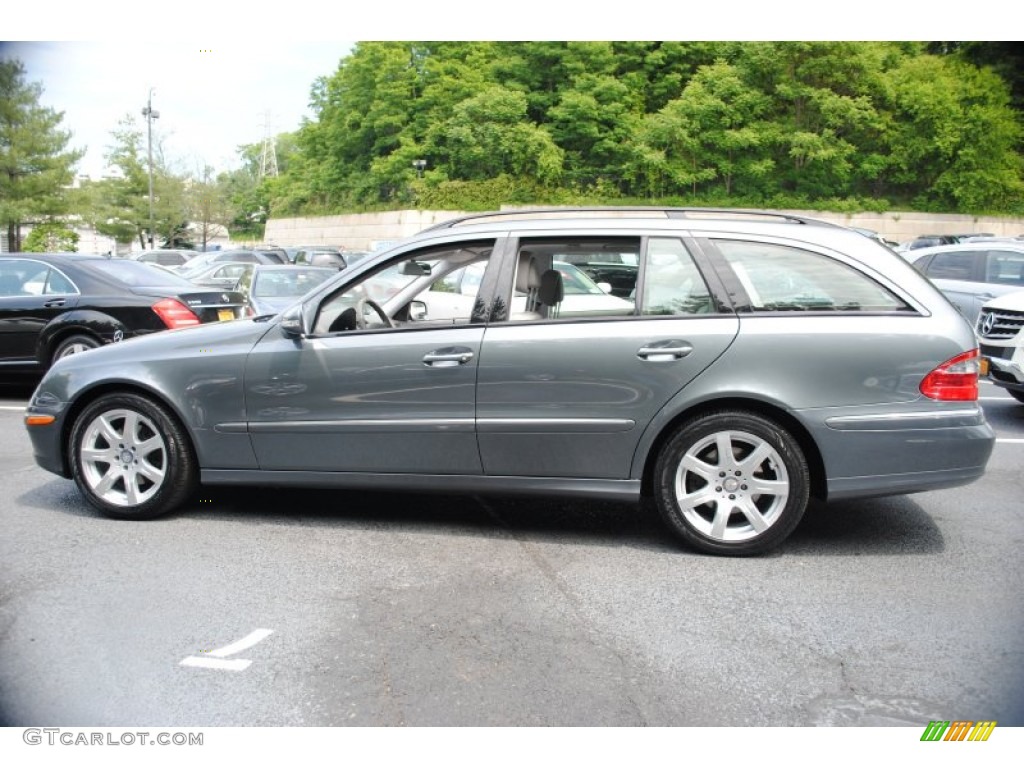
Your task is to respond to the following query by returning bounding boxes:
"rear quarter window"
[713,240,910,312]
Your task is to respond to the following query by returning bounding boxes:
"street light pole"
[141,88,159,249]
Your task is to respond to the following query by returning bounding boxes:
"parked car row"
[22,208,995,557]
[1,253,245,373]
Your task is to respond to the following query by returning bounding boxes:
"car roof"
[399,207,893,260]
[251,264,337,271]
[909,242,1024,258]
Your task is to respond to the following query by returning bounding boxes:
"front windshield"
[253,268,334,298]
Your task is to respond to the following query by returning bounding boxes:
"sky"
[2,40,352,179]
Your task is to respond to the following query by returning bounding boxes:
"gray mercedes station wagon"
[24,208,995,555]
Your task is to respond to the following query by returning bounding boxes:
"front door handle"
[43,299,66,308]
[423,347,475,367]
[637,341,693,362]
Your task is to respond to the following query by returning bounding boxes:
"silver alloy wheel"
[673,429,790,543]
[78,408,168,507]
[56,340,95,358]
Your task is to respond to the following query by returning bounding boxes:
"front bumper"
[985,355,1024,388]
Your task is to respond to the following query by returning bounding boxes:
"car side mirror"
[597,281,613,294]
[279,304,307,337]
[408,300,428,321]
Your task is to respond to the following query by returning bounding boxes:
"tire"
[1008,390,1024,404]
[52,334,100,364]
[653,411,810,556]
[69,393,197,520]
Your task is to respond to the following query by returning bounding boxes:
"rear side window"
[985,250,1024,286]
[924,251,977,280]
[641,238,714,316]
[714,240,909,312]
[86,259,194,288]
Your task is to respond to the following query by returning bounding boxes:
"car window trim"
[305,236,506,336]
[0,257,81,297]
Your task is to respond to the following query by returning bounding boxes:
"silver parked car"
[907,242,1024,326]
[24,208,995,556]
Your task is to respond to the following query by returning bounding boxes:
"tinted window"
[45,267,77,294]
[86,259,195,288]
[0,261,78,296]
[925,251,977,280]
[0,260,31,295]
[714,240,909,312]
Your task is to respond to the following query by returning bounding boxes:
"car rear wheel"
[654,411,810,556]
[1007,390,1024,404]
[52,334,100,363]
[69,393,197,520]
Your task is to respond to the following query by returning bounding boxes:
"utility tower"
[259,111,279,178]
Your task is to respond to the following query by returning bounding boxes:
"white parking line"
[996,439,1024,444]
[0,406,26,411]
[179,656,253,671]
[180,628,274,672]
[205,628,274,658]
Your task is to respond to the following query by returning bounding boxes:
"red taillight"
[152,298,200,329]
[920,349,980,401]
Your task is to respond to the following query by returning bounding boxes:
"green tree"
[633,61,773,198]
[186,165,229,249]
[426,86,563,185]
[884,54,1024,212]
[22,220,79,252]
[87,115,190,248]
[0,58,83,251]
[267,41,1024,215]
[85,116,149,247]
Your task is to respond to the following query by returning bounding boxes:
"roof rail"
[418,206,840,233]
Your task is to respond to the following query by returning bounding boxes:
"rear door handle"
[423,348,475,367]
[43,299,66,308]
[637,341,693,361]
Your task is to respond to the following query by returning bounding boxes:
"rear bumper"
[813,406,995,501]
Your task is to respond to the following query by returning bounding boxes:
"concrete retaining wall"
[263,210,469,251]
[263,208,1024,250]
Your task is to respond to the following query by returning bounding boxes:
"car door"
[243,237,505,475]
[0,259,81,366]
[475,234,740,479]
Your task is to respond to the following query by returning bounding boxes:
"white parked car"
[976,289,1024,403]
[908,242,1024,326]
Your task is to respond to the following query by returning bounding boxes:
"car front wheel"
[654,411,810,556]
[69,393,197,519]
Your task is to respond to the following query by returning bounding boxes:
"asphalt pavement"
[0,380,1021,726]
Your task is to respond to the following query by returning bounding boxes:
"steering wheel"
[355,297,394,329]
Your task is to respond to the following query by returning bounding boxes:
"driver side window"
[312,242,494,334]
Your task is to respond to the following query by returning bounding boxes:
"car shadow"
[24,479,945,558]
